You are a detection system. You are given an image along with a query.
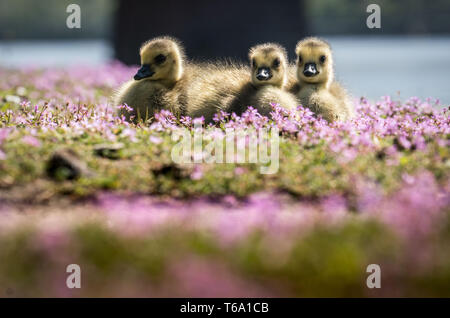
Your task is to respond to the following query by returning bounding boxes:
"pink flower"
[149,135,163,144]
[22,135,41,147]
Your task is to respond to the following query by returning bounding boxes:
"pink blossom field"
[0,64,449,297]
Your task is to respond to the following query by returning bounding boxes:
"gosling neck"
[158,65,183,89]
[299,77,331,91]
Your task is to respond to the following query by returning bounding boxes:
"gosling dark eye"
[319,55,326,63]
[252,59,257,68]
[273,58,280,68]
[298,55,303,64]
[154,54,167,64]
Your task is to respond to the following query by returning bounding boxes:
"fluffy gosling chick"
[228,43,298,117]
[294,37,354,122]
[114,36,188,122]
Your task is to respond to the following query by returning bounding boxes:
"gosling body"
[184,61,251,123]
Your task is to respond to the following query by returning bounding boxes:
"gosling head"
[134,36,185,86]
[249,43,288,88]
[295,37,333,87]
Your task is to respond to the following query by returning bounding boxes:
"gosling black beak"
[134,64,155,80]
[303,63,318,77]
[256,67,272,81]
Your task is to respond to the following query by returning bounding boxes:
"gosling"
[113,36,189,122]
[228,43,298,117]
[293,37,354,122]
[184,61,251,123]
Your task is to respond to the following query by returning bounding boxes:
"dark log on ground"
[113,0,307,65]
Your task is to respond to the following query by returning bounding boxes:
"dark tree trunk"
[113,0,307,65]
